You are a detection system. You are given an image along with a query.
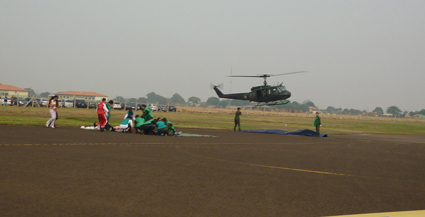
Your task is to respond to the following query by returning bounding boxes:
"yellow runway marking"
[175,147,353,177]
[327,209,425,217]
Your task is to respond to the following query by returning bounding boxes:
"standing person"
[3,96,7,106]
[10,95,14,106]
[48,96,59,127]
[140,104,154,121]
[314,111,321,135]
[96,98,109,132]
[46,95,58,128]
[234,107,242,132]
[105,100,114,131]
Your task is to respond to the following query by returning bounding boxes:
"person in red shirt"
[96,98,109,131]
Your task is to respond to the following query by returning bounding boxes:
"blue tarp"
[241,129,328,137]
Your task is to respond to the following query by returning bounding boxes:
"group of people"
[96,98,179,136]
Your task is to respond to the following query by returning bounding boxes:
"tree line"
[27,88,424,117]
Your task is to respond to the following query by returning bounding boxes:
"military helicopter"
[212,71,307,106]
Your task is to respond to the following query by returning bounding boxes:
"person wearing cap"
[140,104,154,121]
[313,111,321,135]
[234,107,242,132]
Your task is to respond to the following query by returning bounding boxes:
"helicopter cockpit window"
[278,87,286,92]
[273,88,277,92]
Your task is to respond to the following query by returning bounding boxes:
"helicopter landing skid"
[255,100,290,106]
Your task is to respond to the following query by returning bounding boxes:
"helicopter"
[212,71,307,106]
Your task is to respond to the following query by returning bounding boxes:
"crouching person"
[134,115,145,133]
[120,115,133,133]
[156,118,168,135]
[135,117,157,135]
[162,118,181,136]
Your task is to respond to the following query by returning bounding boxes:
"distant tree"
[386,106,402,117]
[349,109,362,115]
[419,109,425,116]
[298,104,309,112]
[206,97,220,106]
[188,96,201,104]
[40,92,50,98]
[170,93,186,104]
[402,110,409,117]
[373,107,384,115]
[342,108,349,114]
[127,98,137,103]
[114,96,125,103]
[25,88,36,98]
[292,101,300,107]
[138,97,148,103]
[326,106,337,113]
[219,100,230,108]
[230,100,250,106]
[303,100,316,108]
[147,92,168,104]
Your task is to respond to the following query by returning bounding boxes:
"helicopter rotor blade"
[227,76,264,78]
[269,71,308,77]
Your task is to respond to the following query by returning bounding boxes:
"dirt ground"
[1,125,425,217]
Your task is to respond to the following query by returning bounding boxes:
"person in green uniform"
[105,100,114,131]
[314,112,321,135]
[156,118,168,135]
[234,107,242,132]
[160,118,175,136]
[134,115,145,133]
[140,104,154,121]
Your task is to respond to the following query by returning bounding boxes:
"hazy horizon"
[1,1,424,112]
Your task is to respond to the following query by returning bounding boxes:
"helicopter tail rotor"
[210,83,224,90]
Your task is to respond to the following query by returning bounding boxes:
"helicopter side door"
[256,89,268,100]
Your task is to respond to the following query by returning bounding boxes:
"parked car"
[136,104,143,111]
[113,101,123,110]
[148,104,158,111]
[36,98,49,107]
[125,102,136,110]
[74,99,87,108]
[1,97,11,105]
[168,105,177,112]
[62,99,73,107]
[88,102,97,109]
[12,97,28,106]
[159,105,167,112]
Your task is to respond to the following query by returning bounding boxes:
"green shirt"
[135,117,145,128]
[166,121,175,133]
[314,116,321,126]
[142,108,154,121]
[106,104,112,118]
[235,111,241,121]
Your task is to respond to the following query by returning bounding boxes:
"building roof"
[56,91,107,97]
[0,84,28,92]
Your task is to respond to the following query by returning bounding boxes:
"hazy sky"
[1,0,424,111]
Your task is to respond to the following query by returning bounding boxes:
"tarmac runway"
[1,125,425,217]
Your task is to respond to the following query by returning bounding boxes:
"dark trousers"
[138,124,156,135]
[105,117,113,131]
[234,120,241,131]
[316,125,320,135]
